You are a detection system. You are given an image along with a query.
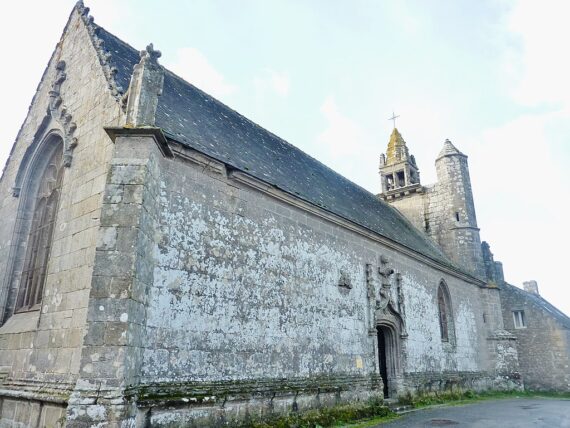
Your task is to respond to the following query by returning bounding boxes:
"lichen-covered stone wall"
[128,143,503,424]
[143,151,377,390]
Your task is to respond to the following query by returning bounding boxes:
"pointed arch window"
[15,144,64,312]
[437,281,455,343]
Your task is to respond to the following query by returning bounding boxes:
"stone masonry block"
[102,322,129,346]
[100,203,141,228]
[83,322,105,346]
[103,184,124,204]
[97,226,118,251]
[109,165,148,185]
[122,184,144,204]
[40,405,65,428]
[92,252,135,278]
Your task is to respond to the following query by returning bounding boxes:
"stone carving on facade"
[48,61,77,168]
[366,256,408,338]
[338,270,352,289]
[377,255,395,310]
[395,273,408,337]
[365,263,376,335]
[395,273,405,317]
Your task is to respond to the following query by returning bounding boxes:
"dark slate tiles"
[93,25,454,269]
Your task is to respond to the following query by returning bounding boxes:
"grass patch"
[232,397,397,428]
[397,389,570,409]
[219,390,570,427]
[341,414,400,428]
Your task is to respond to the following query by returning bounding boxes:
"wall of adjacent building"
[500,285,570,391]
[0,9,121,427]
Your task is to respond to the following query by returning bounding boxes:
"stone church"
[0,3,567,427]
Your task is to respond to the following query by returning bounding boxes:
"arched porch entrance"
[375,314,404,398]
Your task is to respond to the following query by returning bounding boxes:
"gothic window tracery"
[15,144,64,312]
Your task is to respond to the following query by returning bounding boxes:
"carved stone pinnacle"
[124,42,164,127]
[141,43,162,63]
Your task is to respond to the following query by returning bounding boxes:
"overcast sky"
[1,1,569,315]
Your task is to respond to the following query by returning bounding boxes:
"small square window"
[513,310,526,328]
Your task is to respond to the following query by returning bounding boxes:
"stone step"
[384,399,414,414]
[388,404,413,414]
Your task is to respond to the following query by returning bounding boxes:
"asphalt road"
[375,398,570,427]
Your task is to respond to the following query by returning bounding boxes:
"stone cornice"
[126,373,381,407]
[104,126,173,158]
[379,184,425,201]
[0,378,74,404]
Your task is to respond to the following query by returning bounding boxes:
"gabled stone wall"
[0,6,122,426]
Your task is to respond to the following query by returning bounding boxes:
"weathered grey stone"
[0,3,567,428]
[380,134,485,279]
[500,282,570,391]
[124,44,164,128]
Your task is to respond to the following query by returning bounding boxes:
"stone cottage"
[0,3,565,427]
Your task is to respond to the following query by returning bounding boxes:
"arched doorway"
[377,326,390,397]
[376,321,402,398]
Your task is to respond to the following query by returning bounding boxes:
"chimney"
[523,280,539,295]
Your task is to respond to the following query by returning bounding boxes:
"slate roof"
[502,282,570,328]
[94,25,459,270]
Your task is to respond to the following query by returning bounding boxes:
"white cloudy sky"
[1,1,569,315]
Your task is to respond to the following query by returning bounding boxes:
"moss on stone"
[229,397,395,428]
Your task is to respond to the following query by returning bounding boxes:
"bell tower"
[379,128,422,199]
[378,131,486,280]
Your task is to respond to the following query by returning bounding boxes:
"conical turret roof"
[437,139,464,159]
[385,128,410,165]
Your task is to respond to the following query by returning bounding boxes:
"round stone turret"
[435,139,485,279]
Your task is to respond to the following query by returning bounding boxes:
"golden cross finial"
[388,111,400,129]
